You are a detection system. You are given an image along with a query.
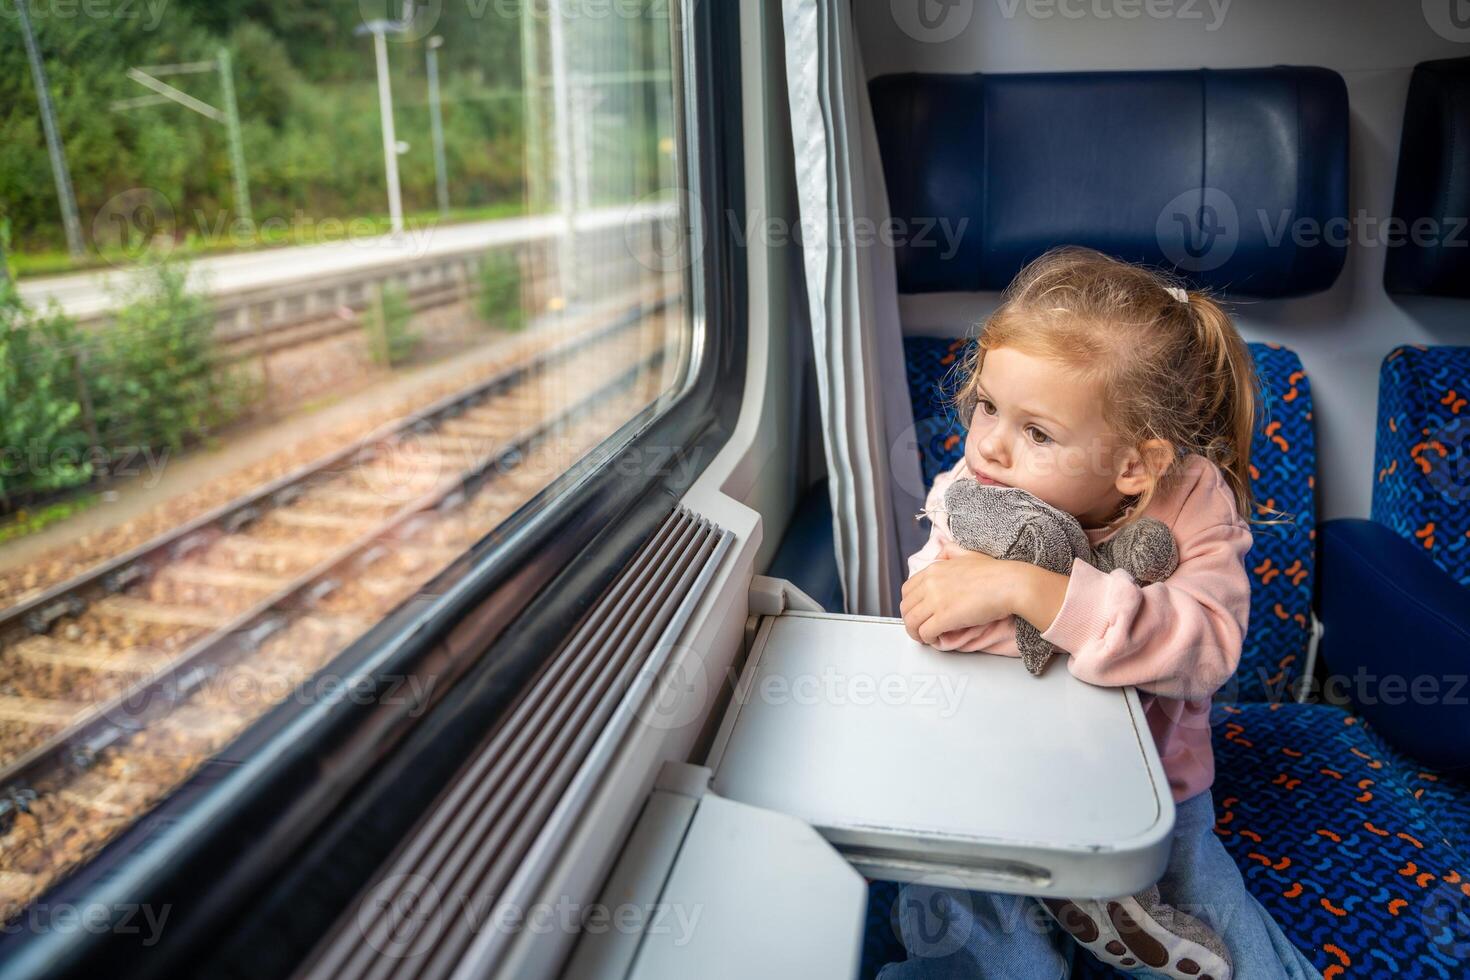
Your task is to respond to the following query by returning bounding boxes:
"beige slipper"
[1041,883,1233,979]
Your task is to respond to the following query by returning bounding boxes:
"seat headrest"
[869,67,1348,299]
[1384,57,1470,298]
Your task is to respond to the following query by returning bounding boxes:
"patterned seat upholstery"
[1238,346,1317,704]
[902,337,1317,703]
[902,335,972,490]
[862,703,1470,980]
[1372,345,1470,588]
[1204,703,1468,978]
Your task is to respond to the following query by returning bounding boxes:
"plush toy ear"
[944,478,1091,572]
[942,478,1013,559]
[1098,517,1180,584]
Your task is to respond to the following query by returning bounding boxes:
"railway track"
[0,300,679,914]
[215,266,550,363]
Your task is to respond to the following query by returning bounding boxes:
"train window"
[0,1,696,921]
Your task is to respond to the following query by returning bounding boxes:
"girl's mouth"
[975,471,1010,488]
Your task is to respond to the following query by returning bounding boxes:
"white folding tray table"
[568,607,1176,980]
[706,610,1175,898]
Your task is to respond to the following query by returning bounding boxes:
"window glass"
[0,0,694,919]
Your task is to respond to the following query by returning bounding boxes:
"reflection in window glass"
[0,0,694,920]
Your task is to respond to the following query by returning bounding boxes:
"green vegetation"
[0,493,99,546]
[91,259,244,452]
[366,282,416,367]
[0,280,90,505]
[2,1,673,270]
[0,258,243,512]
[476,250,525,331]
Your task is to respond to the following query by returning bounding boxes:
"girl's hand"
[900,540,1072,647]
[900,540,1023,644]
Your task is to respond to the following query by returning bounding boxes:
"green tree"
[90,259,238,452]
[477,250,524,331]
[0,281,90,505]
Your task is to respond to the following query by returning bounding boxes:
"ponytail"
[1182,291,1262,523]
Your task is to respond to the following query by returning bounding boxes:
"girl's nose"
[977,428,1009,468]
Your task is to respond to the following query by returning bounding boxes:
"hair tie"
[1164,286,1190,304]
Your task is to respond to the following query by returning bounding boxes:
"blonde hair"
[951,246,1263,528]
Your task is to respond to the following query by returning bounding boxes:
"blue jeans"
[876,788,1323,980]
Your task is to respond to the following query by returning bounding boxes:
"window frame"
[0,0,747,974]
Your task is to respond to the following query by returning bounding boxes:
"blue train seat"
[1376,57,1470,581]
[1374,351,1470,588]
[1382,57,1470,299]
[1305,345,1470,829]
[860,66,1470,980]
[1305,56,1470,865]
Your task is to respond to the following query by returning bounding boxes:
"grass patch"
[0,493,101,546]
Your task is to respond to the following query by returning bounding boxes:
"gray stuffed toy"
[941,478,1180,676]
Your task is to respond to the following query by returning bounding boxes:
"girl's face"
[963,346,1138,527]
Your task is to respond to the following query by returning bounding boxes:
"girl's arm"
[1036,518,1253,701]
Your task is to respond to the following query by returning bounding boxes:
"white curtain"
[781,0,927,616]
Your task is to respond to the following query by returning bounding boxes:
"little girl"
[889,248,1323,980]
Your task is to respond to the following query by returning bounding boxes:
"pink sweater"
[908,453,1253,804]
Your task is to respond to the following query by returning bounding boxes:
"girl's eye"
[1025,426,1052,445]
[978,399,998,417]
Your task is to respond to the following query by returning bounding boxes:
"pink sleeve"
[1038,511,1253,701]
[906,459,962,578]
[905,460,1022,657]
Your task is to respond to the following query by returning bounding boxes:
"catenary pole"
[17,0,84,258]
[426,36,449,219]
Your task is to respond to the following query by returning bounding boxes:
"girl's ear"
[1115,439,1174,497]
